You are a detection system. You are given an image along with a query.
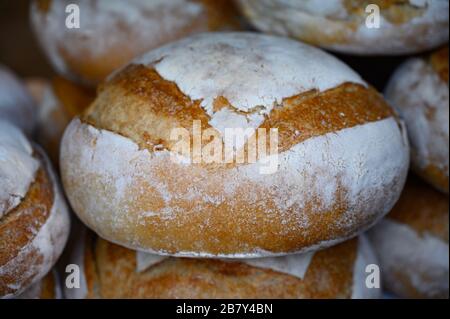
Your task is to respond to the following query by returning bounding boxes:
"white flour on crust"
[0,145,70,298]
[385,57,449,179]
[30,0,208,84]
[135,32,366,118]
[369,219,449,298]
[236,0,449,54]
[0,121,39,219]
[60,116,408,257]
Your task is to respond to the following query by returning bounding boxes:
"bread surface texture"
[0,122,70,298]
[385,46,449,193]
[235,0,449,55]
[31,0,241,85]
[369,176,449,298]
[65,232,379,299]
[60,33,409,257]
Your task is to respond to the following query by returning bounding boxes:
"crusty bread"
[60,32,409,257]
[64,229,379,299]
[0,66,36,134]
[369,176,449,299]
[235,0,449,55]
[30,0,242,85]
[26,77,94,164]
[0,121,70,298]
[385,46,449,193]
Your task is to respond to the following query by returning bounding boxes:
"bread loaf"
[31,0,241,85]
[235,0,449,55]
[0,121,70,298]
[60,32,409,257]
[65,230,380,299]
[385,46,449,193]
[369,176,449,298]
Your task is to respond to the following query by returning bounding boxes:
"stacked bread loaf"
[1,0,448,299]
[369,45,449,298]
[0,67,70,298]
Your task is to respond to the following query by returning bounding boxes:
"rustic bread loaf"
[385,46,449,193]
[369,176,449,298]
[60,32,409,257]
[64,230,380,299]
[0,121,70,298]
[30,0,242,85]
[235,0,449,55]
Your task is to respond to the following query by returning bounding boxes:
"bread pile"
[0,0,448,299]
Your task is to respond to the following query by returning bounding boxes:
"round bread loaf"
[26,77,94,164]
[385,46,449,193]
[0,121,70,298]
[235,0,449,55]
[0,66,36,134]
[64,230,380,299]
[369,176,449,298]
[15,270,62,299]
[60,32,409,257]
[30,0,241,85]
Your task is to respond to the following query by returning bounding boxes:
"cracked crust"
[83,64,394,156]
[60,33,409,257]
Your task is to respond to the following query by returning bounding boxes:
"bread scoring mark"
[79,235,358,298]
[84,64,392,161]
[134,32,366,116]
[60,117,408,256]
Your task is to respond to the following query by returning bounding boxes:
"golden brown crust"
[430,46,449,84]
[0,168,53,265]
[388,175,449,243]
[0,154,54,297]
[81,236,357,299]
[84,64,394,155]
